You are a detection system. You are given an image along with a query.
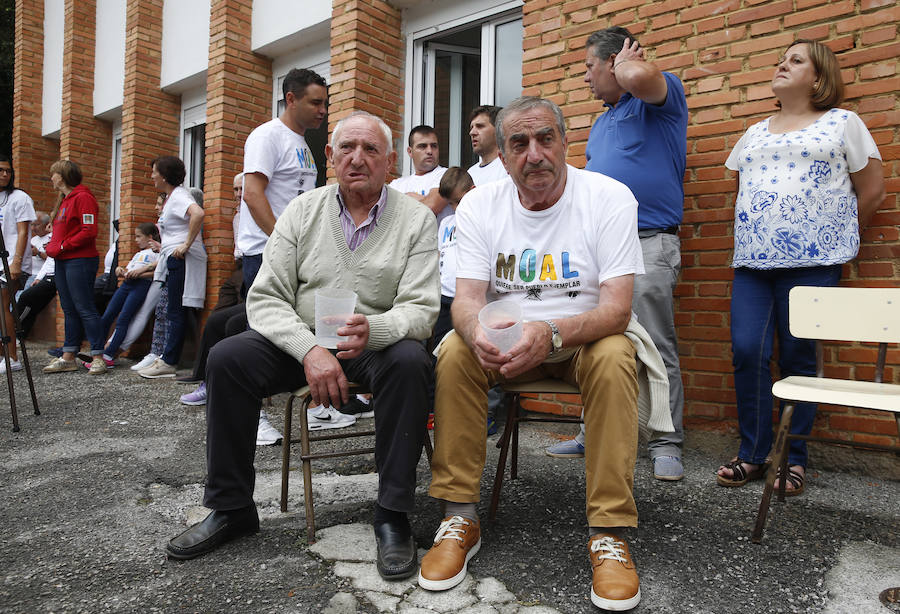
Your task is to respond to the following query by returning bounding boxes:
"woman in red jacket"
[43,160,108,375]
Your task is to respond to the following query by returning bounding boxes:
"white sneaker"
[256,410,283,446]
[0,359,23,374]
[307,405,357,430]
[131,353,158,371]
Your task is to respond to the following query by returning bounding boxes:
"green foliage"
[0,0,14,155]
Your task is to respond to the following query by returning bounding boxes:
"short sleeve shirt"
[437,213,457,297]
[455,166,644,323]
[238,118,318,256]
[467,157,508,186]
[725,108,881,269]
[585,71,688,230]
[389,166,453,228]
[0,189,37,274]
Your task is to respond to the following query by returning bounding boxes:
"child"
[90,222,160,367]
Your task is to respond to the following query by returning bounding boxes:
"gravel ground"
[1,341,898,613]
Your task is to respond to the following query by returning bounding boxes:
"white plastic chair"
[752,286,900,543]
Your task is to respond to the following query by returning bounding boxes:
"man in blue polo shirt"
[547,26,689,482]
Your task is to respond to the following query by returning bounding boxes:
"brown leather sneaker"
[589,533,641,611]
[417,515,481,591]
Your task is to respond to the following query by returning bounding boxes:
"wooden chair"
[752,286,900,543]
[280,383,433,542]
[489,378,581,522]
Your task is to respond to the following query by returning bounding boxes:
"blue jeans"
[101,278,152,357]
[55,257,104,355]
[241,253,262,298]
[161,256,187,365]
[730,265,842,468]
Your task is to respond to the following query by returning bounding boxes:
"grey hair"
[586,26,637,61]
[233,172,244,183]
[188,186,204,207]
[495,97,567,155]
[35,212,51,226]
[330,111,394,155]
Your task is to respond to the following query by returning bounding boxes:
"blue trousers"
[55,257,104,355]
[102,278,152,357]
[730,265,842,467]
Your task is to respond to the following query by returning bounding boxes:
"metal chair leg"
[280,394,295,513]
[298,394,316,543]
[511,395,520,481]
[489,391,517,522]
[752,404,795,543]
[423,430,434,464]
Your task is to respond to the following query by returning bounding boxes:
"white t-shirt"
[467,156,508,186]
[125,247,159,272]
[438,213,458,298]
[103,240,116,274]
[725,108,880,269]
[30,233,51,275]
[455,166,644,323]
[36,256,54,280]
[159,187,205,257]
[0,189,36,274]
[238,118,318,256]
[390,165,453,227]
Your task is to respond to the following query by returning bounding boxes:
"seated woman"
[92,222,160,368]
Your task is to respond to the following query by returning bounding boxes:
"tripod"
[0,231,40,431]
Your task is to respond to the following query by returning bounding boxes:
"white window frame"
[402,1,523,174]
[179,89,207,189]
[110,121,122,246]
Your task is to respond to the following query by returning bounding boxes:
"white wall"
[160,0,211,90]
[41,0,64,136]
[94,0,126,117]
[251,0,330,57]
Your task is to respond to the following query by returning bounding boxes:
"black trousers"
[189,302,248,380]
[17,278,57,338]
[202,330,432,513]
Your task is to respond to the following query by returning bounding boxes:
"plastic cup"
[315,288,358,349]
[478,300,523,355]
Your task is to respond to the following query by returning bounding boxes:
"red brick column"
[119,0,180,269]
[12,0,59,210]
[519,0,899,444]
[60,0,113,259]
[330,0,404,165]
[203,0,273,308]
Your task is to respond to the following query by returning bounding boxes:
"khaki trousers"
[429,332,639,528]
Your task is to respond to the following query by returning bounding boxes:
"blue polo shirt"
[585,71,688,230]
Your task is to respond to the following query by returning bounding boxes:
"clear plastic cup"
[478,300,523,355]
[314,288,358,349]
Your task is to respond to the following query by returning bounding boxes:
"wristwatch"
[543,320,563,356]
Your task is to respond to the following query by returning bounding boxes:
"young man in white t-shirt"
[238,68,327,291]
[466,105,508,186]
[389,126,452,226]
[420,97,650,612]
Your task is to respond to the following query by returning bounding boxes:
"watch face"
[552,333,563,350]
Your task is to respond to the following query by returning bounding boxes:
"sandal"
[775,466,805,497]
[716,458,768,487]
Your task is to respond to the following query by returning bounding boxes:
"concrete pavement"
[1,341,898,613]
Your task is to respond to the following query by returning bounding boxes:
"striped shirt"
[337,186,387,251]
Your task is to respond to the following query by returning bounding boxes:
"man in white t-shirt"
[466,105,508,186]
[19,213,51,298]
[419,97,647,611]
[237,68,327,443]
[238,68,327,291]
[389,126,451,226]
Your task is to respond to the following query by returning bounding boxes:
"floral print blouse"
[725,108,880,269]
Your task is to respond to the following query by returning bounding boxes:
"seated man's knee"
[207,333,247,375]
[578,335,635,382]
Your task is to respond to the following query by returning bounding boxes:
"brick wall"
[521,0,900,445]
[119,0,180,270]
[204,0,273,311]
[329,0,404,163]
[60,0,112,264]
[12,0,59,214]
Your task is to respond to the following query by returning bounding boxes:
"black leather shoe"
[374,519,417,580]
[166,506,259,560]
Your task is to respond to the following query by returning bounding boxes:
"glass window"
[494,18,524,106]
[183,123,205,190]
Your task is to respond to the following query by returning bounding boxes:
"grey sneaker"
[43,357,78,373]
[653,456,684,481]
[545,438,585,458]
[138,358,177,379]
[88,356,108,375]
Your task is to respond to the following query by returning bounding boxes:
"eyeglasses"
[0,169,12,175]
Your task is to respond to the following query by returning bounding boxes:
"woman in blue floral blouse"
[716,39,885,495]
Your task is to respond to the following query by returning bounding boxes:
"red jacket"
[46,184,100,260]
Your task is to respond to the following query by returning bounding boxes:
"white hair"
[330,111,394,154]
